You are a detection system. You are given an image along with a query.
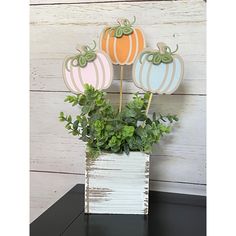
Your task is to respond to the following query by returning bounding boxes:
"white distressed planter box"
[85,152,150,215]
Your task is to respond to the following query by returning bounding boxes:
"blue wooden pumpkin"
[132,42,184,94]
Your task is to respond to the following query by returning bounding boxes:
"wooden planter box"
[85,152,150,215]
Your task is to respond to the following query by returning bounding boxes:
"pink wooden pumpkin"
[63,41,113,94]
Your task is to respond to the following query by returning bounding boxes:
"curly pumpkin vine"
[65,40,97,70]
[106,16,136,38]
[140,43,179,65]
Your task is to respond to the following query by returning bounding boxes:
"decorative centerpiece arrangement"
[59,17,184,215]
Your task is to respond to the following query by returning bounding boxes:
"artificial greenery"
[59,84,178,158]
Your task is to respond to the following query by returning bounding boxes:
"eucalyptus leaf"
[59,85,178,158]
[124,143,130,155]
[73,120,79,130]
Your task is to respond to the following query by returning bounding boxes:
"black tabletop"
[30,184,206,236]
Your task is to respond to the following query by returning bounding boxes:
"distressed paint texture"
[30,0,206,222]
[85,152,150,214]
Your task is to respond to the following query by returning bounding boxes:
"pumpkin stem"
[82,45,89,52]
[75,45,82,53]
[120,16,136,26]
[165,46,172,54]
[122,18,130,26]
[70,41,97,68]
[156,42,167,54]
[117,18,123,25]
[107,17,136,38]
[76,41,97,54]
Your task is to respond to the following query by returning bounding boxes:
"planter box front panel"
[85,152,150,215]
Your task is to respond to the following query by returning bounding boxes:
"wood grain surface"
[30,0,206,222]
[85,152,149,214]
[31,92,206,183]
[30,0,204,5]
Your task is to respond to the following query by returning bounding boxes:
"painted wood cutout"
[100,17,145,65]
[63,41,113,94]
[132,42,184,94]
[85,152,149,215]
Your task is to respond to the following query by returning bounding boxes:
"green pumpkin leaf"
[161,54,173,64]
[114,26,124,38]
[123,27,133,35]
[78,56,87,68]
[146,53,154,62]
[85,52,96,62]
[152,54,162,65]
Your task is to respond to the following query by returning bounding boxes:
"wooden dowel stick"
[119,65,124,113]
[145,93,153,116]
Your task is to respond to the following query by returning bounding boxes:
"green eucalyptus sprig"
[140,43,179,65]
[65,40,97,70]
[106,16,136,38]
[59,84,178,159]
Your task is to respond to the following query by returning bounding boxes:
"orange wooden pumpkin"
[100,17,145,65]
